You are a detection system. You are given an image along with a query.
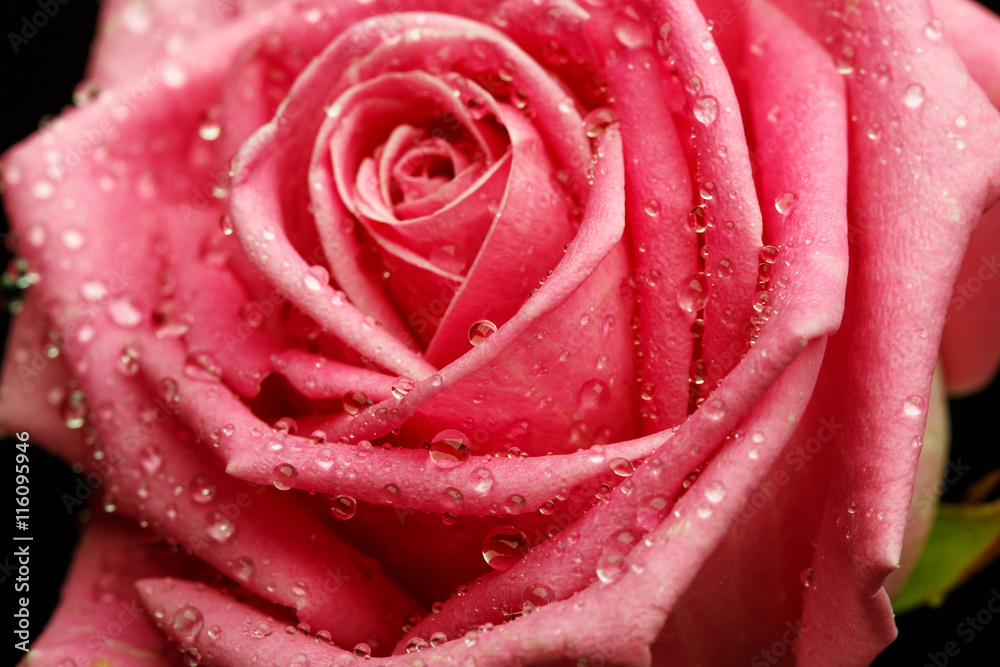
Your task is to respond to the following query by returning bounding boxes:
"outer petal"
[20,515,202,667]
[786,0,1000,663]
[934,0,1000,395]
[0,294,86,463]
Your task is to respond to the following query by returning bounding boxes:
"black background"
[1,1,998,665]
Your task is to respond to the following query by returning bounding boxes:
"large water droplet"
[342,392,370,416]
[206,513,236,543]
[596,552,626,583]
[578,379,611,410]
[252,620,273,637]
[109,297,143,328]
[272,463,298,490]
[903,84,925,109]
[353,643,372,658]
[610,458,634,477]
[677,273,708,313]
[391,377,413,399]
[468,320,497,346]
[774,192,797,215]
[429,429,471,468]
[688,205,706,233]
[902,395,924,417]
[190,475,216,504]
[703,398,726,420]
[233,556,254,582]
[172,606,204,646]
[482,526,529,571]
[693,96,719,125]
[331,495,356,520]
[61,391,87,429]
[471,467,494,494]
[644,199,660,216]
[704,481,726,503]
[303,265,329,292]
[584,107,618,138]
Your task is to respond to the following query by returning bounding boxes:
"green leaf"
[893,498,1000,614]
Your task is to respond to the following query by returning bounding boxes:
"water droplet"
[471,467,494,494]
[703,398,725,420]
[699,182,716,200]
[253,620,273,637]
[902,395,924,417]
[405,637,429,653]
[834,44,855,74]
[640,382,656,401]
[760,246,779,264]
[342,392,369,416]
[482,526,529,571]
[955,113,968,128]
[183,352,222,382]
[429,429,471,468]
[911,435,923,448]
[584,107,618,138]
[139,446,162,474]
[693,96,719,125]
[644,199,660,216]
[207,625,222,641]
[61,391,87,429]
[468,320,497,346]
[233,556,253,581]
[353,643,372,658]
[206,513,236,542]
[272,463,298,490]
[303,265,329,291]
[596,552,626,583]
[715,258,733,278]
[903,83,925,109]
[610,458,634,477]
[924,18,943,40]
[774,192,797,215]
[800,567,813,587]
[677,273,708,313]
[61,229,85,249]
[704,481,726,503]
[503,494,527,513]
[391,377,413,399]
[172,606,204,646]
[109,297,143,328]
[578,379,611,410]
[688,206,706,233]
[190,475,216,504]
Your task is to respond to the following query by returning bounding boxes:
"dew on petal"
[578,379,611,410]
[429,429,471,468]
[677,273,708,313]
[272,463,298,490]
[468,320,497,346]
[331,495,357,520]
[482,526,529,571]
[693,96,719,125]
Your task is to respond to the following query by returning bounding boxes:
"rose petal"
[20,515,200,667]
[0,293,87,463]
[783,0,1000,662]
[610,46,700,429]
[642,0,765,390]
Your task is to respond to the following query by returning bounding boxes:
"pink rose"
[3,0,1000,665]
